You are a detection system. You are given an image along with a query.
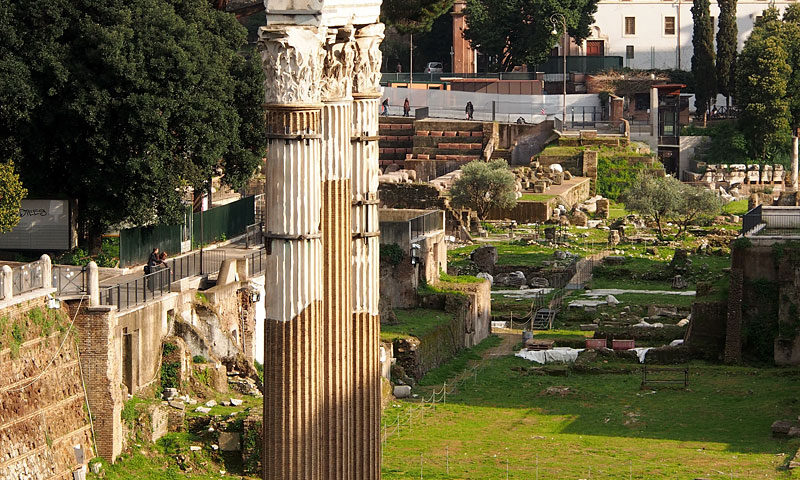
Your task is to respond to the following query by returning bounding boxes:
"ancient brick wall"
[0,296,94,478]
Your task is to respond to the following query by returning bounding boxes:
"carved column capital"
[258,26,326,106]
[352,23,385,97]
[321,28,356,102]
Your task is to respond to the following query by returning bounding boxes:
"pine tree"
[716,0,737,107]
[691,0,717,115]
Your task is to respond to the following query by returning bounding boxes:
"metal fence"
[12,260,44,296]
[193,196,255,245]
[247,248,267,277]
[100,267,171,311]
[741,205,762,235]
[245,223,263,249]
[53,265,87,295]
[410,211,444,241]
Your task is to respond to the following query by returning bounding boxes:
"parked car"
[424,62,443,73]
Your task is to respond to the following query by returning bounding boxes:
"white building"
[560,0,794,70]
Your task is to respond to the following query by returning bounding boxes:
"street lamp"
[550,13,567,130]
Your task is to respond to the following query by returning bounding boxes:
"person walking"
[403,98,411,117]
[381,98,389,116]
[465,101,474,120]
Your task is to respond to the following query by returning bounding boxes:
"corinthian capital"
[352,23,385,96]
[258,26,326,106]
[321,28,356,102]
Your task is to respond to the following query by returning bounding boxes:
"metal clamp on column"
[352,231,380,239]
[351,199,380,206]
[264,231,322,254]
[350,135,380,143]
[266,132,322,146]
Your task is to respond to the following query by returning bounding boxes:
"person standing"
[381,98,389,116]
[403,98,411,117]
[465,101,474,120]
[396,62,402,73]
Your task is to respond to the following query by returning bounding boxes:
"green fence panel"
[120,223,183,268]
[192,196,255,245]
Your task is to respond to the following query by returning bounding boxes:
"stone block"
[393,385,412,398]
[470,245,498,273]
[218,432,241,451]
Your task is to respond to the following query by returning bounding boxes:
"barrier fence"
[12,259,44,296]
[100,267,171,311]
[247,248,267,277]
[53,265,87,296]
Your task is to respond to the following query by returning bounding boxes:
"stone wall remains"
[0,296,94,478]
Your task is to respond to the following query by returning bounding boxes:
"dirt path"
[484,330,519,357]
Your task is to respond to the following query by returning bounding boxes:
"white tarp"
[631,347,652,363]
[515,347,584,364]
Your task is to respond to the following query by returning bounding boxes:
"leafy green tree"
[450,160,517,220]
[622,173,722,239]
[691,0,716,115]
[0,0,266,246]
[381,0,454,34]
[715,0,737,107]
[0,161,27,234]
[463,0,598,71]
[736,8,791,161]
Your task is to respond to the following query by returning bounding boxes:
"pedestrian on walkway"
[381,98,389,116]
[465,101,474,120]
[403,98,410,117]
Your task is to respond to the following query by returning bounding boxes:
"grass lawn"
[518,193,555,202]
[382,308,456,341]
[382,356,800,479]
[724,199,750,216]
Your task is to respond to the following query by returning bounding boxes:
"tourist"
[145,247,159,274]
[465,101,474,120]
[403,98,410,117]
[381,98,389,116]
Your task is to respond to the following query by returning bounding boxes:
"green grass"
[723,198,750,216]
[518,193,555,202]
[439,272,484,284]
[417,335,502,386]
[538,145,585,156]
[383,356,800,479]
[381,309,456,342]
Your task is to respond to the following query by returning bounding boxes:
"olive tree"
[450,160,517,221]
[622,173,722,239]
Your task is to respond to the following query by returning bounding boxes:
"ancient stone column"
[350,23,384,480]
[320,28,356,480]
[258,26,325,480]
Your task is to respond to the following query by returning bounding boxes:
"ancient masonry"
[258,0,383,477]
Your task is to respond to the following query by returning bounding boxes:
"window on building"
[625,17,636,35]
[664,16,675,35]
[626,45,635,59]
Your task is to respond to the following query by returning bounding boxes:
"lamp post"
[550,13,567,130]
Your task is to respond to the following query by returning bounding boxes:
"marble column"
[320,28,356,480]
[258,25,325,480]
[350,22,384,480]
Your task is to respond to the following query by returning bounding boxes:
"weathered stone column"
[258,25,325,480]
[350,23,384,480]
[320,28,356,480]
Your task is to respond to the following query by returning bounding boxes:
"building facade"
[568,0,794,70]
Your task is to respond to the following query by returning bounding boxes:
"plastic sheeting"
[515,347,584,364]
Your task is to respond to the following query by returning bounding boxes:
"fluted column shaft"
[351,23,384,480]
[320,28,356,480]
[259,26,325,480]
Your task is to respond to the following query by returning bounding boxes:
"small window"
[625,17,636,35]
[664,16,675,35]
[626,45,635,59]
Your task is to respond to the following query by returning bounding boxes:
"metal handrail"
[53,265,87,295]
[100,266,171,311]
[247,248,266,277]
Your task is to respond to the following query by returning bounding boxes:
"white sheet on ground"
[515,347,584,364]
[631,347,652,363]
[669,339,684,347]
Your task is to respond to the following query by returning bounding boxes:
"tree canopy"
[691,0,716,115]
[463,0,598,71]
[450,160,517,220]
[622,173,722,239]
[736,7,791,160]
[0,161,27,234]
[0,0,266,242]
[381,0,454,34]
